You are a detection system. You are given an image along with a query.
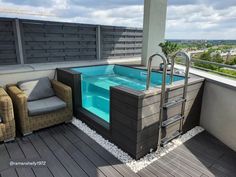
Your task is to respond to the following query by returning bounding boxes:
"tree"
[225,57,236,65]
[212,53,223,63]
[195,51,219,70]
[206,43,213,48]
[199,51,211,61]
[159,41,179,63]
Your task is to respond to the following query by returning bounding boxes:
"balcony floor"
[0,123,235,177]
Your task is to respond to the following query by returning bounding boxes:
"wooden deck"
[0,123,235,177]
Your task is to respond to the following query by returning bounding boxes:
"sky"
[0,0,236,40]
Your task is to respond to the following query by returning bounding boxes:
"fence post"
[96,25,101,60]
[14,18,24,65]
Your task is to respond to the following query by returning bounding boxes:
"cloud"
[202,0,236,9]
[2,0,54,7]
[169,0,236,9]
[89,5,143,26]
[69,0,143,8]
[166,0,236,39]
[52,6,92,18]
[168,0,197,6]
[2,0,144,9]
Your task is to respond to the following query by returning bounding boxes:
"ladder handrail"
[170,51,190,85]
[145,53,168,149]
[170,51,190,132]
[146,53,168,90]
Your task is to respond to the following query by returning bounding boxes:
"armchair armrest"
[0,87,14,124]
[51,80,73,110]
[6,85,29,134]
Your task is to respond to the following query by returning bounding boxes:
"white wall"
[200,80,236,151]
[0,70,55,87]
[175,64,236,151]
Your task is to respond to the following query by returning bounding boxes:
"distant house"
[220,49,236,57]
[210,50,221,57]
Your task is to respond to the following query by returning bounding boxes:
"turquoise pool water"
[72,65,184,123]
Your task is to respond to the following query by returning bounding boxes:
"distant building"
[210,50,221,57]
[187,50,206,55]
[220,49,236,57]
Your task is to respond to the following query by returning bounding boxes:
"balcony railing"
[177,58,236,79]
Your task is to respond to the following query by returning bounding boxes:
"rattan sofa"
[0,87,15,142]
[7,79,73,135]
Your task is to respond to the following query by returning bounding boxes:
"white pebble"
[72,117,204,173]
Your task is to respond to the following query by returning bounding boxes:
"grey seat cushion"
[28,96,66,116]
[18,77,55,101]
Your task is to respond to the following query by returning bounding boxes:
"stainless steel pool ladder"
[145,53,168,149]
[160,51,190,146]
[145,52,191,148]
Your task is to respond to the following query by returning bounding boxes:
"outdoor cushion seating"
[0,87,16,142]
[28,96,66,116]
[7,79,73,135]
[17,77,55,101]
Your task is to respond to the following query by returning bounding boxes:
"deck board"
[169,150,214,176]
[66,124,140,177]
[15,168,35,177]
[160,152,203,177]
[28,134,72,177]
[137,168,157,177]
[0,123,236,177]
[60,125,123,177]
[17,137,54,177]
[5,140,36,177]
[1,169,18,177]
[49,126,106,177]
[5,141,25,159]
[0,144,10,171]
[144,163,173,177]
[38,130,89,177]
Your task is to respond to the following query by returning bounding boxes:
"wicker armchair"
[7,80,73,135]
[0,87,15,142]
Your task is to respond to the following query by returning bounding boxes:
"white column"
[141,0,167,66]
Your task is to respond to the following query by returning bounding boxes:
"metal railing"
[170,51,190,132]
[146,53,168,90]
[190,59,236,79]
[191,59,236,70]
[145,53,168,149]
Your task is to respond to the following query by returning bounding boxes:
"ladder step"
[162,115,184,127]
[161,131,182,146]
[163,98,186,109]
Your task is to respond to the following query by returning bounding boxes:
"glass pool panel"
[71,65,184,123]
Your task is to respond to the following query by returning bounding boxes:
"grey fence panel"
[20,20,98,64]
[0,18,143,65]
[0,18,19,65]
[101,26,143,59]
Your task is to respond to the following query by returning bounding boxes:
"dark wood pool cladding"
[57,68,82,116]
[1,124,236,177]
[110,78,204,159]
[57,66,205,159]
[110,86,161,159]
